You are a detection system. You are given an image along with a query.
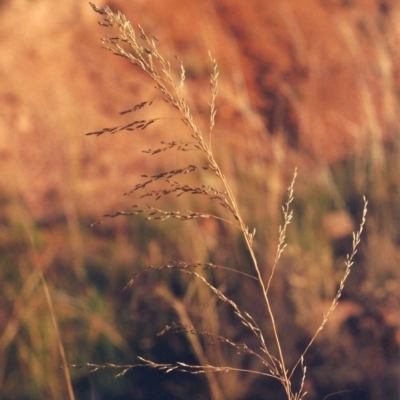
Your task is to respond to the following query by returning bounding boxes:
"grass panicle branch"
[123,260,257,291]
[289,196,369,379]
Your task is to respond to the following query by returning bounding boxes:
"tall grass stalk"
[76,4,368,399]
[38,269,76,400]
[0,197,76,400]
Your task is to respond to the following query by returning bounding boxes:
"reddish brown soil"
[1,0,399,217]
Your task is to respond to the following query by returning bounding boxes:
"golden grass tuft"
[69,4,369,400]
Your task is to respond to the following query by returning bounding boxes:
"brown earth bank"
[1,0,400,219]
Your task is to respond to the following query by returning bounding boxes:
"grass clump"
[72,4,369,399]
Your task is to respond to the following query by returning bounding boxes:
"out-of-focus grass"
[0,190,123,399]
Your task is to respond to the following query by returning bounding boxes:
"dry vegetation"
[1,1,400,399]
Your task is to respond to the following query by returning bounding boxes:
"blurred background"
[1,0,399,399]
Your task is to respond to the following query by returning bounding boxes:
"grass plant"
[69,4,370,400]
